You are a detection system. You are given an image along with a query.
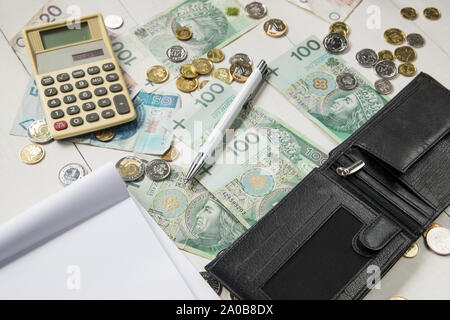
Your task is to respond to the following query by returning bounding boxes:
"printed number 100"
[290,40,321,61]
[194,83,225,108]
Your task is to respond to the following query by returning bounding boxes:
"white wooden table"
[0,0,448,300]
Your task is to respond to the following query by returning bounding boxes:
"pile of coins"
[400,7,441,21]
[323,21,350,54]
[20,120,53,165]
[402,223,450,259]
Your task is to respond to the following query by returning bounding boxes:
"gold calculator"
[23,13,136,140]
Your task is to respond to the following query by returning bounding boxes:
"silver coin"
[426,227,450,256]
[374,79,394,95]
[336,73,358,90]
[323,33,348,54]
[145,159,171,181]
[59,163,86,186]
[27,120,53,144]
[115,157,145,182]
[166,45,188,63]
[200,272,223,296]
[244,1,267,19]
[104,15,124,29]
[375,60,398,79]
[229,53,253,66]
[356,49,378,68]
[406,33,425,48]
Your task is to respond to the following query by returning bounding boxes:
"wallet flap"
[359,216,401,251]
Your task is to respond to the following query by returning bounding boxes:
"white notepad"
[0,163,217,300]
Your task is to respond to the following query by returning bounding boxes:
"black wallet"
[206,73,450,300]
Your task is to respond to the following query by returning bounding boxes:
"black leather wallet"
[206,73,450,300]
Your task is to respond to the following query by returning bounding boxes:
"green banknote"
[267,35,388,142]
[128,158,246,260]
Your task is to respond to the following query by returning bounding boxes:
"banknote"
[127,158,246,260]
[287,0,362,22]
[267,35,388,142]
[11,79,180,155]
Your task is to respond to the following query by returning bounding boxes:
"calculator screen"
[41,22,92,50]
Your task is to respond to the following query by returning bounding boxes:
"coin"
[400,7,418,20]
[230,61,253,83]
[375,60,398,79]
[176,77,199,92]
[160,146,180,162]
[145,159,171,181]
[398,63,417,77]
[323,33,348,54]
[206,48,225,63]
[116,157,145,182]
[394,46,417,63]
[406,33,425,48]
[403,242,419,258]
[356,49,378,67]
[146,65,169,84]
[389,296,407,301]
[200,272,223,296]
[58,163,86,186]
[174,27,192,41]
[166,45,187,63]
[384,28,406,45]
[212,68,233,84]
[329,21,349,36]
[104,15,124,29]
[27,120,53,144]
[244,1,267,19]
[198,80,210,90]
[423,223,442,238]
[95,129,115,142]
[20,144,45,165]
[423,7,441,20]
[375,79,394,95]
[229,53,253,66]
[263,19,288,38]
[426,227,450,256]
[192,58,214,75]
[336,73,358,91]
[378,50,395,61]
[180,64,198,79]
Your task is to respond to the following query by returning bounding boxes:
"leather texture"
[206,73,450,300]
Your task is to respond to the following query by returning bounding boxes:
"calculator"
[23,14,136,140]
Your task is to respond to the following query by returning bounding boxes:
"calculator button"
[102,109,116,119]
[63,95,77,104]
[44,87,58,97]
[87,66,100,75]
[110,84,123,93]
[79,91,93,100]
[54,121,68,131]
[67,105,80,115]
[75,80,89,89]
[72,70,85,78]
[41,76,54,86]
[51,109,64,119]
[86,113,100,123]
[57,73,70,82]
[102,63,115,72]
[91,77,104,86]
[82,102,96,111]
[94,87,107,96]
[106,73,119,82]
[60,84,73,93]
[98,98,111,107]
[48,98,61,108]
[113,94,131,115]
[70,117,84,127]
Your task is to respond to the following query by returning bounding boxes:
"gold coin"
[384,28,406,45]
[329,21,349,36]
[192,58,214,75]
[423,7,441,20]
[389,296,407,301]
[20,144,45,165]
[263,18,288,38]
[403,242,419,258]
[212,68,233,84]
[174,27,192,40]
[146,65,169,84]
[95,129,115,142]
[400,7,418,20]
[198,80,210,90]
[394,46,417,62]
[423,223,442,238]
[160,146,180,162]
[230,61,253,83]
[398,63,417,77]
[176,77,199,93]
[378,50,395,61]
[180,64,198,79]
[207,48,225,63]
